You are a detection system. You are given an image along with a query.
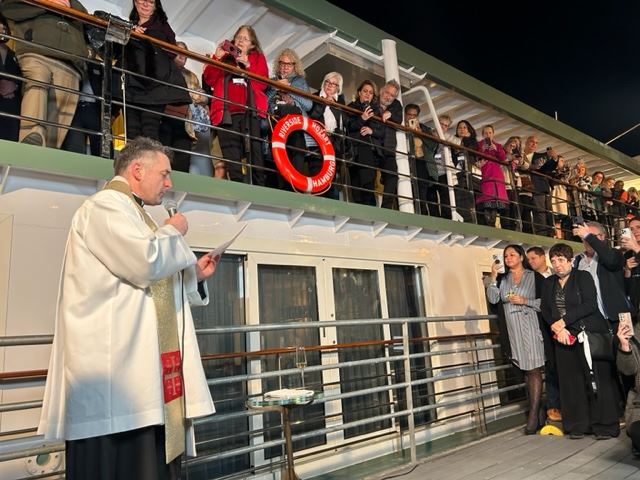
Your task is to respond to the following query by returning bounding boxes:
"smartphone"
[619,312,635,336]
[362,101,370,110]
[484,137,492,147]
[492,254,505,273]
[553,332,577,345]
[572,215,585,226]
[622,227,632,238]
[407,118,419,129]
[511,147,520,156]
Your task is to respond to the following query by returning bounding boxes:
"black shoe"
[632,446,640,457]
[569,433,584,439]
[595,434,612,440]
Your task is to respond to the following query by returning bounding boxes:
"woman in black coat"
[346,80,384,206]
[119,0,191,142]
[541,243,621,439]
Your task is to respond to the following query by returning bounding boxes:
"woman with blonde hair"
[265,48,312,189]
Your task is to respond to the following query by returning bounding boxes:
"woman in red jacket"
[203,25,268,185]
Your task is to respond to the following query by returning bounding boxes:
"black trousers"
[160,116,192,173]
[61,101,102,157]
[349,144,378,206]
[378,154,398,209]
[0,96,20,142]
[555,342,620,436]
[66,425,181,480]
[218,113,265,186]
[126,104,164,142]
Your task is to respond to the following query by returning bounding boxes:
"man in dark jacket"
[525,136,558,237]
[404,103,438,215]
[0,0,89,148]
[378,79,402,209]
[573,221,631,325]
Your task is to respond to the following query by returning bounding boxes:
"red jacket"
[203,50,268,125]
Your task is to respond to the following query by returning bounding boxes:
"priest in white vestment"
[38,137,217,480]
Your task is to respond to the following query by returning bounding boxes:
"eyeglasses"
[278,61,295,67]
[324,80,339,87]
[235,35,251,43]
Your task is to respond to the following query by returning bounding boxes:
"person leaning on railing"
[451,119,478,222]
[265,48,312,190]
[0,13,21,142]
[501,136,523,231]
[0,0,89,148]
[346,80,384,206]
[308,71,348,199]
[475,124,507,227]
[116,0,191,145]
[203,25,268,186]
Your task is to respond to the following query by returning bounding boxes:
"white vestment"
[38,179,215,456]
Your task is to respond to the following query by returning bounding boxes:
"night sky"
[327,1,640,158]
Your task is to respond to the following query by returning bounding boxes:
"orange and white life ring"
[271,114,336,194]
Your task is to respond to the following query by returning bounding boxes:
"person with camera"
[346,80,384,206]
[541,243,621,439]
[265,48,312,190]
[203,25,268,185]
[524,136,557,236]
[615,308,640,457]
[486,245,545,434]
[376,79,403,209]
[620,218,640,321]
[475,125,508,227]
[452,119,478,222]
[403,103,438,215]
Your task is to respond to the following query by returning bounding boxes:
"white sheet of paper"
[208,224,247,259]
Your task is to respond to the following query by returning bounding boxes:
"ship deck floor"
[365,427,640,480]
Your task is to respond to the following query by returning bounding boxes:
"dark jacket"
[573,233,631,322]
[408,123,438,181]
[530,152,557,194]
[308,91,348,157]
[541,269,609,335]
[115,16,190,106]
[0,0,88,74]
[346,98,385,162]
[381,98,402,159]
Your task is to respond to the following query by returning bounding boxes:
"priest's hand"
[165,213,188,236]
[196,254,219,281]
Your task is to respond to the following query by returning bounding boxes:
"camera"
[511,147,520,156]
[221,39,241,59]
[572,215,585,226]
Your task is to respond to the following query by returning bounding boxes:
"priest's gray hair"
[114,137,173,175]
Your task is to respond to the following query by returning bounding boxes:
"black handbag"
[581,326,615,362]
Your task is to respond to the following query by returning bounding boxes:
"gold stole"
[105,179,185,464]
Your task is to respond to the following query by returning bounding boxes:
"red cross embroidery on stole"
[161,350,183,403]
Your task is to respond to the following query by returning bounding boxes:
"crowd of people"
[0,0,636,239]
[486,222,640,455]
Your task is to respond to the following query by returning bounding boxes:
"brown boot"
[547,408,562,422]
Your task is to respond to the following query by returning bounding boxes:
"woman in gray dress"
[486,244,545,434]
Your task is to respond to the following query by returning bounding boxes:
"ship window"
[189,254,249,478]
[332,267,392,438]
[258,264,327,455]
[384,264,434,428]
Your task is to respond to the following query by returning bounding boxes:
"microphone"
[164,201,178,217]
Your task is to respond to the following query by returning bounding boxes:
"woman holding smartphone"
[541,243,621,439]
[486,244,545,434]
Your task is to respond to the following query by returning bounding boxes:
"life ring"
[271,114,336,194]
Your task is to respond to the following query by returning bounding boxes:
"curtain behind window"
[332,268,391,438]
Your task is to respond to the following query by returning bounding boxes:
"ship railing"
[0,314,529,479]
[0,0,634,243]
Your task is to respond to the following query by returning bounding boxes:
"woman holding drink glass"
[486,244,545,434]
